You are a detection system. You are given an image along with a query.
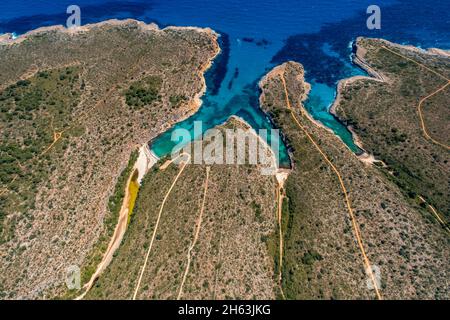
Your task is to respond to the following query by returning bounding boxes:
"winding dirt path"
[75,167,137,300]
[380,45,450,151]
[279,72,382,300]
[276,183,286,299]
[132,153,190,300]
[177,166,210,300]
[418,196,450,234]
[40,130,66,156]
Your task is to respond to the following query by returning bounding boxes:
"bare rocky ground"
[87,47,449,300]
[259,59,449,299]
[1,25,448,300]
[0,19,218,299]
[86,117,279,300]
[334,38,450,219]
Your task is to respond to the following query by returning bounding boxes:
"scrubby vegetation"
[80,150,138,286]
[0,66,81,244]
[259,60,449,299]
[169,94,188,108]
[0,20,218,299]
[125,76,162,108]
[86,118,278,300]
[335,38,450,221]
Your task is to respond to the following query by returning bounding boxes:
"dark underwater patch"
[0,1,156,34]
[204,32,230,96]
[272,0,450,86]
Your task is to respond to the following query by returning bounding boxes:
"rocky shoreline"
[0,18,217,46]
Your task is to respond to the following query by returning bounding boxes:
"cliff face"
[0,20,218,299]
[258,59,449,299]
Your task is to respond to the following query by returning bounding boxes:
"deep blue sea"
[1,0,449,167]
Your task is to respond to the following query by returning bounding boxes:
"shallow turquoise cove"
[3,0,449,167]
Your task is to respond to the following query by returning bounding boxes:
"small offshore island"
[0,18,449,300]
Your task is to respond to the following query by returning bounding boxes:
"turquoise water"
[150,38,292,165]
[2,0,450,166]
[304,66,365,153]
[146,0,380,165]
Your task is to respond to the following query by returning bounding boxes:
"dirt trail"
[276,182,286,300]
[132,153,190,300]
[40,130,65,156]
[417,196,450,234]
[75,167,137,300]
[177,166,210,300]
[279,72,382,300]
[380,45,450,150]
[416,82,450,150]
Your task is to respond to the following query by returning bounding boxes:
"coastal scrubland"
[1,17,448,301]
[259,60,449,299]
[0,19,218,299]
[77,149,137,292]
[86,117,279,300]
[334,38,450,221]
